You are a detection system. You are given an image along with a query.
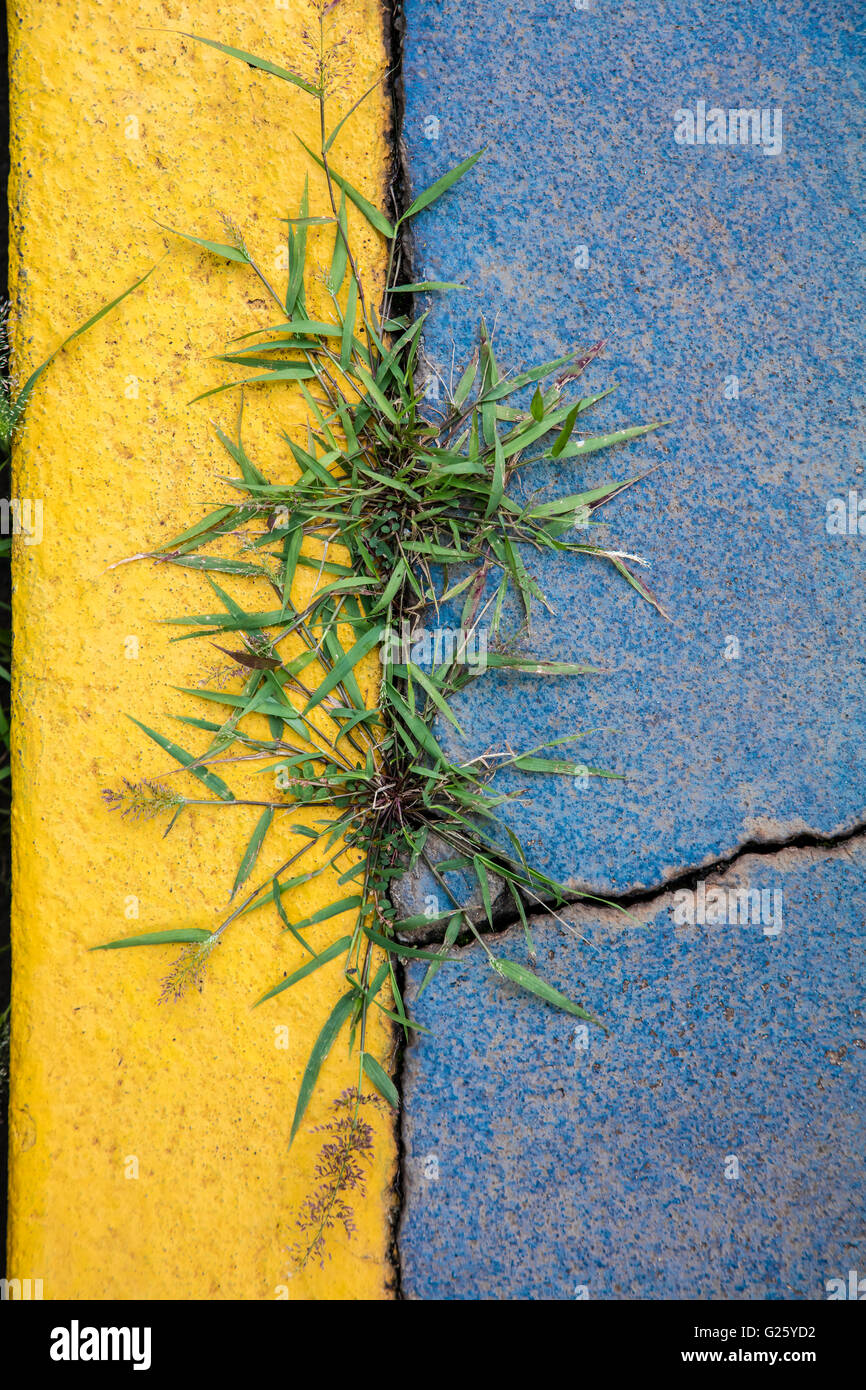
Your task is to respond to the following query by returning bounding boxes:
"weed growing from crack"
[97,9,668,1268]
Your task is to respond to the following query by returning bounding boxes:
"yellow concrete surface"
[7,0,396,1299]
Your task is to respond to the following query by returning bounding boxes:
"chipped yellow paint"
[7,0,396,1299]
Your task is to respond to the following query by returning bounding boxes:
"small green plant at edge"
[96,7,669,1272]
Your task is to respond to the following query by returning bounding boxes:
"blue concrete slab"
[398,843,866,1299]
[401,0,866,894]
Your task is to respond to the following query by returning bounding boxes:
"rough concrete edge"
[5,0,33,1287]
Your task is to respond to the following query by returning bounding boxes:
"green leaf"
[189,365,317,404]
[526,476,642,520]
[231,807,273,899]
[492,957,601,1024]
[270,874,313,956]
[530,385,545,422]
[364,929,453,962]
[154,220,249,264]
[387,685,447,764]
[236,317,341,339]
[555,422,666,459]
[370,558,407,616]
[302,624,384,715]
[481,349,582,404]
[14,264,156,419]
[328,190,349,294]
[341,273,358,371]
[286,177,309,315]
[405,661,464,734]
[474,855,495,926]
[287,897,362,932]
[400,149,483,222]
[178,33,319,96]
[510,754,606,775]
[361,1052,399,1108]
[389,281,465,293]
[452,350,478,409]
[155,505,242,555]
[485,431,505,518]
[169,555,265,578]
[253,936,352,1008]
[608,554,670,619]
[418,913,462,996]
[128,717,235,801]
[290,989,357,1144]
[297,138,395,238]
[484,653,598,676]
[92,929,213,951]
[389,909,458,932]
[351,361,400,422]
[550,402,581,458]
[324,71,388,153]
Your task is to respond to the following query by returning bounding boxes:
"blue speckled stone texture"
[397,0,865,1298]
[399,844,866,1299]
[401,0,865,895]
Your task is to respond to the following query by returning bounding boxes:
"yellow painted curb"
[8,0,396,1300]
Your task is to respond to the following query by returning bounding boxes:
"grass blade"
[92,929,213,951]
[128,717,235,801]
[302,624,384,715]
[14,264,155,418]
[176,33,319,96]
[290,990,357,1144]
[400,149,484,222]
[297,138,395,238]
[361,1052,399,1108]
[231,807,273,899]
[154,221,249,264]
[492,957,601,1025]
[253,936,352,1008]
